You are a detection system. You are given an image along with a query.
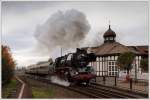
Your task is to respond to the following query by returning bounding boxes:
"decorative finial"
[109,20,111,29]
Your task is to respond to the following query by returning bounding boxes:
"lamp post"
[133,58,137,82]
[135,64,137,82]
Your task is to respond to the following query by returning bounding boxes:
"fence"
[94,76,148,94]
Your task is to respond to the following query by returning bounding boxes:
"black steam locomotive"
[25,48,96,85]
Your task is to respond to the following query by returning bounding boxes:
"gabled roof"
[127,46,148,55]
[87,42,139,56]
[83,25,148,57]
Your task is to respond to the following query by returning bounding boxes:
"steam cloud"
[35,9,90,52]
[50,76,70,87]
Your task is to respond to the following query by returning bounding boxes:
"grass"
[32,87,55,98]
[2,78,18,98]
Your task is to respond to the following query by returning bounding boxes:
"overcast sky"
[2,1,149,67]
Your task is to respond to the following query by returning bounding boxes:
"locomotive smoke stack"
[35,9,90,53]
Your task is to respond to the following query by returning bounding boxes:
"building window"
[99,57,102,61]
[109,62,111,65]
[112,62,114,65]
[110,37,113,40]
[96,57,99,61]
[108,56,110,60]
[108,61,118,76]
[115,56,118,60]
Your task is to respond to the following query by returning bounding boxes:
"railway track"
[25,75,148,98]
[90,82,148,98]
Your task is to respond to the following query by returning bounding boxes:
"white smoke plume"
[50,76,70,87]
[35,9,90,52]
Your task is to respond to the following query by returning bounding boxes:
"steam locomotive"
[25,48,96,85]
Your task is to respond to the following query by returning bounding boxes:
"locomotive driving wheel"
[64,71,73,82]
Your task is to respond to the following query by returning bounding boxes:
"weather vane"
[109,20,111,29]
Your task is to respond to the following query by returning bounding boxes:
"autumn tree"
[117,52,135,81]
[2,45,16,84]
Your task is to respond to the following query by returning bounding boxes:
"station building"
[86,25,148,79]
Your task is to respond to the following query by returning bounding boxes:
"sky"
[2,1,149,67]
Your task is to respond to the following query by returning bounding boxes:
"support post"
[115,76,117,86]
[130,78,132,90]
[135,64,137,82]
[103,76,106,84]
[95,77,97,82]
